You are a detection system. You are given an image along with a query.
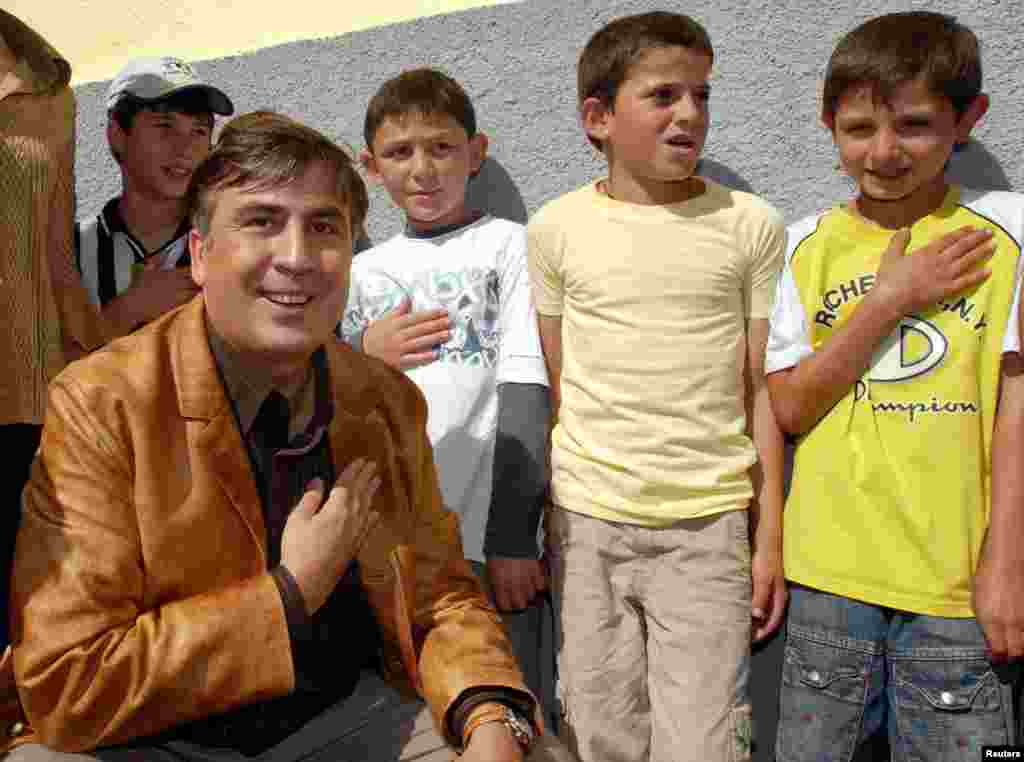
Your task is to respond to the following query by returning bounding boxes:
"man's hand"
[871,226,994,318]
[973,549,1024,663]
[363,298,451,370]
[281,461,381,615]
[487,557,547,611]
[750,523,787,642]
[462,720,524,762]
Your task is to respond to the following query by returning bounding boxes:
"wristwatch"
[500,705,536,754]
[462,703,537,755]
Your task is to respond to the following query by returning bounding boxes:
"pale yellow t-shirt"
[527,179,785,525]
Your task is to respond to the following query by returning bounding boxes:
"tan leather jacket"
[1,297,526,753]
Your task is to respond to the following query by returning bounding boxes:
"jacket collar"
[170,296,379,423]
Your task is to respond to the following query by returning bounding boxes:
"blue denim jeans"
[776,585,1019,762]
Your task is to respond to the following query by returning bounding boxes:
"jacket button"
[9,721,25,737]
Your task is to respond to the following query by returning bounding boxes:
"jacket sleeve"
[10,376,295,752]
[396,382,535,744]
[47,88,107,357]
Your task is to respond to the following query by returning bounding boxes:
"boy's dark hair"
[578,11,713,151]
[110,89,216,133]
[364,68,476,149]
[109,90,215,162]
[188,110,368,239]
[823,11,982,121]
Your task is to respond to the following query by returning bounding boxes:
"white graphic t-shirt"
[341,215,548,561]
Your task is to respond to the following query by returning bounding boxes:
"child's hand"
[973,544,1024,663]
[751,525,787,642]
[871,226,994,317]
[487,557,547,611]
[363,298,451,370]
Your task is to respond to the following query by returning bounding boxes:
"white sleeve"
[765,255,813,374]
[496,226,549,387]
[338,266,369,346]
[1001,253,1024,353]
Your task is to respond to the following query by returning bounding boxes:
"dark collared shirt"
[167,330,378,755]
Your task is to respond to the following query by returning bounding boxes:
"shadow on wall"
[699,158,755,194]
[467,158,529,224]
[947,140,1012,191]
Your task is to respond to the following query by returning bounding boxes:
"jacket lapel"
[171,298,266,563]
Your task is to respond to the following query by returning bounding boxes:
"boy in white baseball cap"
[76,57,234,337]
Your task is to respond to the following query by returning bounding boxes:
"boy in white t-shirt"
[339,68,555,730]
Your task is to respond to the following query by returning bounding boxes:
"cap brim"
[133,83,234,116]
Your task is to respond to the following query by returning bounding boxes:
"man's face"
[190,161,353,372]
[110,109,212,202]
[828,78,980,210]
[586,45,711,204]
[363,114,486,233]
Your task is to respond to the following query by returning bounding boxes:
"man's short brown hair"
[188,111,368,238]
[578,11,713,151]
[823,12,982,122]
[363,68,476,150]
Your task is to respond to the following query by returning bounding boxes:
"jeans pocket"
[892,658,1010,758]
[776,637,871,761]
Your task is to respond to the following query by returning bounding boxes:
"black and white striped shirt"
[74,198,191,307]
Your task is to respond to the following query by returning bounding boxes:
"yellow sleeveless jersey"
[766,187,1024,616]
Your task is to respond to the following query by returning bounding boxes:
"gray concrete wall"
[70,3,1021,759]
[73,0,1022,241]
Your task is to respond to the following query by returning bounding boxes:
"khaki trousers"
[547,507,753,762]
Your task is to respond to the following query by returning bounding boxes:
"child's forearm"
[483,383,551,559]
[972,353,1024,663]
[746,320,785,537]
[984,355,1024,565]
[537,315,563,422]
[768,286,904,435]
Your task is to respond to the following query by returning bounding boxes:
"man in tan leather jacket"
[3,112,567,762]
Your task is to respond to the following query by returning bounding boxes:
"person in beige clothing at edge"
[527,11,788,762]
[0,10,107,655]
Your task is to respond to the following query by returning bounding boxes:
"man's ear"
[469,132,489,176]
[956,94,990,144]
[580,96,613,145]
[820,109,835,133]
[360,148,381,183]
[189,229,207,287]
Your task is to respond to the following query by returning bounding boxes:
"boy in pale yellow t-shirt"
[527,11,787,762]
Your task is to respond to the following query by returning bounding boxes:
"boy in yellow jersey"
[528,11,788,762]
[767,12,1024,761]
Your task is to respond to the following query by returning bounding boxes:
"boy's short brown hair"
[823,11,982,121]
[363,68,476,149]
[578,11,713,151]
[188,110,368,238]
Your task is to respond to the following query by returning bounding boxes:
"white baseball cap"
[106,56,233,115]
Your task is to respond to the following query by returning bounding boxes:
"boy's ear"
[955,94,989,143]
[189,229,207,287]
[581,96,613,145]
[360,148,381,183]
[469,132,489,175]
[820,109,835,133]
[107,118,126,161]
